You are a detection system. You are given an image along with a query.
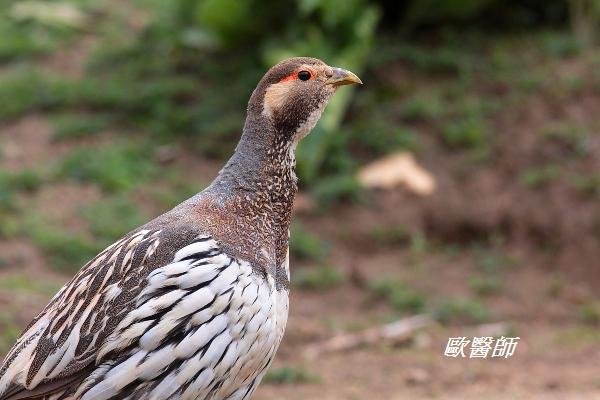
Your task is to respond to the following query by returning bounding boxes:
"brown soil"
[1,35,600,400]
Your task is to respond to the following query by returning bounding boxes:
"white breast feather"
[84,238,288,400]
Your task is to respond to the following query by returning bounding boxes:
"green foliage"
[3,0,571,212]
[79,0,378,187]
[0,170,42,195]
[441,116,488,149]
[433,297,490,325]
[0,0,84,61]
[0,20,55,61]
[0,170,42,238]
[0,312,20,356]
[369,280,426,313]
[193,0,284,48]
[572,174,600,196]
[0,67,181,121]
[82,196,145,243]
[312,174,363,207]
[0,182,17,214]
[369,225,411,246]
[0,70,72,119]
[409,232,430,256]
[0,67,202,137]
[293,265,345,291]
[28,223,103,273]
[541,121,591,156]
[57,143,157,192]
[290,223,328,262]
[468,275,502,296]
[263,366,319,384]
[147,178,200,209]
[317,132,358,176]
[0,214,19,239]
[52,113,112,140]
[404,0,498,26]
[401,93,446,122]
[547,275,564,297]
[388,43,470,75]
[86,34,250,149]
[475,250,518,273]
[194,0,253,44]
[579,302,600,325]
[542,31,582,58]
[0,274,61,296]
[554,326,600,350]
[350,120,421,155]
[519,165,561,188]
[10,170,42,191]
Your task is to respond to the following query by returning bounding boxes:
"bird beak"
[326,67,363,87]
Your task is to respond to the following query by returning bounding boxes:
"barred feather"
[0,230,289,400]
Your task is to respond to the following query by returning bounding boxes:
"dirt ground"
[1,20,600,400]
[1,182,600,399]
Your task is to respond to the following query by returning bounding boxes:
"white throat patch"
[292,104,326,143]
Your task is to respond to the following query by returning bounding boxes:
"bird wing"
[0,226,200,399]
[68,233,280,400]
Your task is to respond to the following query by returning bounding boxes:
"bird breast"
[78,236,290,400]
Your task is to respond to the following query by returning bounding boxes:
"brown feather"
[1,366,92,400]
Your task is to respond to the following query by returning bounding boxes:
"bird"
[0,57,361,400]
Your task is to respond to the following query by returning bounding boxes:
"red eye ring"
[297,70,311,81]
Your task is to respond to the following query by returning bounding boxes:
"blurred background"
[0,0,599,398]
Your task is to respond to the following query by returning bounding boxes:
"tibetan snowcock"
[0,57,361,400]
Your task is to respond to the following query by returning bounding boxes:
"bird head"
[249,57,362,146]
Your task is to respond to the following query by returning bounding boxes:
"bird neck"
[211,112,298,214]
[201,113,296,284]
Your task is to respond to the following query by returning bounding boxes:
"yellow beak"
[326,67,363,87]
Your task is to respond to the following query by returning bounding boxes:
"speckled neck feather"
[183,58,333,288]
[205,97,299,286]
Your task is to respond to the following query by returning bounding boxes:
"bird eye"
[297,71,311,81]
